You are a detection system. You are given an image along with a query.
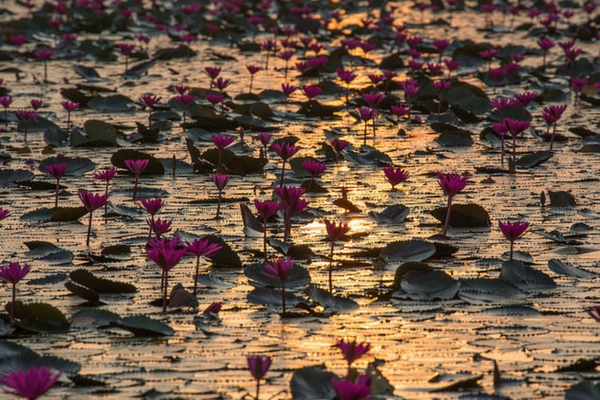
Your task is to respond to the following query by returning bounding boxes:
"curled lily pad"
[0,340,80,376]
[112,316,174,337]
[305,284,359,311]
[400,270,460,301]
[436,131,473,147]
[240,203,264,238]
[52,207,88,222]
[458,279,527,304]
[547,259,598,279]
[431,203,491,228]
[202,235,242,268]
[368,204,409,224]
[69,269,137,294]
[70,309,121,329]
[10,301,70,333]
[516,151,553,169]
[380,239,436,264]
[64,281,101,306]
[499,261,556,291]
[244,262,311,288]
[111,149,165,175]
[290,367,336,400]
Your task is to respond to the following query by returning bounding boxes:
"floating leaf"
[290,367,336,400]
[73,64,101,81]
[39,156,96,176]
[0,169,34,188]
[169,284,199,308]
[196,274,235,289]
[51,207,88,222]
[247,287,304,307]
[110,149,165,175]
[430,203,490,228]
[124,58,157,79]
[268,238,315,259]
[112,316,174,337]
[516,151,553,169]
[20,208,56,222]
[24,241,74,265]
[548,190,576,207]
[380,239,436,264]
[100,244,131,261]
[88,94,135,112]
[458,279,527,304]
[244,262,311,288]
[11,301,70,333]
[249,101,274,120]
[71,120,118,147]
[566,381,600,400]
[393,262,434,290]
[400,270,460,300]
[64,281,100,305]
[368,204,410,224]
[69,269,137,293]
[27,273,68,285]
[499,261,556,291]
[70,309,121,329]
[240,203,264,238]
[305,284,359,311]
[548,259,598,279]
[436,131,473,147]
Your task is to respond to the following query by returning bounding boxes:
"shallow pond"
[1,0,600,399]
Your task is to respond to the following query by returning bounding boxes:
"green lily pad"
[39,156,96,176]
[69,269,137,294]
[88,94,135,112]
[305,284,359,310]
[431,203,491,228]
[380,239,437,263]
[110,148,165,175]
[10,301,70,333]
[71,119,118,147]
[290,367,336,400]
[112,316,174,337]
[244,262,311,288]
[399,270,460,300]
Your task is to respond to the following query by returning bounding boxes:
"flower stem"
[133,175,139,201]
[509,240,514,261]
[281,280,286,314]
[255,379,261,400]
[162,272,168,313]
[329,240,335,292]
[86,210,93,246]
[54,178,60,209]
[193,256,200,296]
[279,161,286,188]
[10,283,16,321]
[263,220,268,264]
[442,195,453,237]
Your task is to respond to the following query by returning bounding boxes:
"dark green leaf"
[305,284,359,310]
[69,269,137,293]
[430,203,491,228]
[244,262,311,288]
[290,367,336,400]
[380,240,436,263]
[113,316,174,337]
[11,301,70,333]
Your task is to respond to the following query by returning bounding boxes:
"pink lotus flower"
[336,339,371,366]
[330,139,350,162]
[138,95,161,130]
[186,239,222,295]
[301,84,323,101]
[147,237,187,312]
[499,220,529,261]
[79,189,109,246]
[254,199,281,262]
[383,166,409,190]
[263,257,294,313]
[257,132,272,157]
[0,366,61,400]
[15,110,38,142]
[0,206,9,221]
[247,355,272,399]
[324,219,350,292]
[212,173,230,219]
[272,141,300,188]
[274,185,309,241]
[543,104,568,150]
[332,375,371,400]
[124,159,149,201]
[203,301,222,315]
[437,172,468,236]
[0,261,31,320]
[147,217,171,238]
[93,166,117,216]
[0,95,13,127]
[45,163,67,208]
